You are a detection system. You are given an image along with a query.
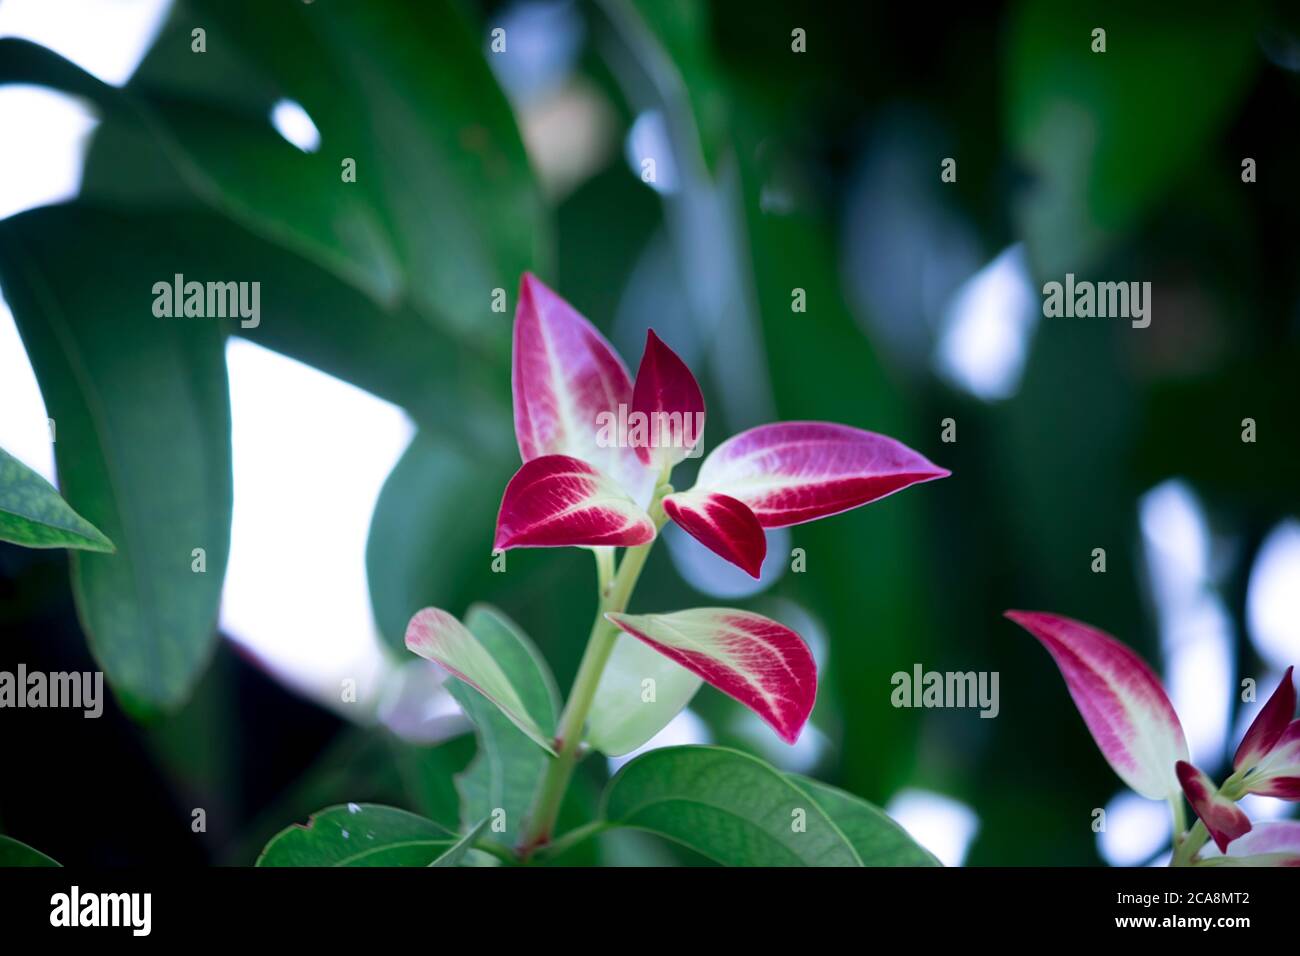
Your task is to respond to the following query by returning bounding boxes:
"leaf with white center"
[1006,610,1189,800]
[687,421,949,528]
[494,454,655,550]
[587,632,703,756]
[606,608,816,744]
[512,273,654,507]
[405,607,555,756]
[1176,761,1250,853]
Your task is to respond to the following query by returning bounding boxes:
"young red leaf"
[405,608,555,755]
[606,608,816,744]
[494,454,655,550]
[1005,610,1189,800]
[1176,760,1251,853]
[686,422,949,527]
[1234,666,1295,772]
[629,329,705,471]
[662,489,766,578]
[1241,719,1300,800]
[512,273,653,506]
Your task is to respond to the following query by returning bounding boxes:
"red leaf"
[629,329,705,470]
[512,273,653,506]
[494,454,654,550]
[1006,610,1189,800]
[687,421,948,527]
[1234,666,1295,771]
[606,608,816,744]
[1176,761,1251,853]
[662,490,766,578]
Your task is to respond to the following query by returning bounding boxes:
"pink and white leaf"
[629,329,705,471]
[1234,666,1295,772]
[688,422,949,527]
[1241,719,1300,800]
[1176,761,1251,853]
[1005,610,1189,800]
[405,608,556,756]
[605,608,816,745]
[494,455,655,550]
[662,489,766,578]
[512,273,654,506]
[1210,821,1300,866]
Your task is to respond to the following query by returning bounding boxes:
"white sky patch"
[0,293,55,482]
[1246,519,1300,670]
[0,86,99,221]
[625,110,678,195]
[934,243,1039,401]
[1139,479,1233,767]
[885,788,979,867]
[221,339,414,714]
[0,0,172,87]
[606,707,711,775]
[1097,790,1171,866]
[270,99,321,153]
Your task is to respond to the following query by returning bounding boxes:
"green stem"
[1172,819,1210,867]
[516,483,670,858]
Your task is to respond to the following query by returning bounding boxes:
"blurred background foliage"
[1,0,1299,866]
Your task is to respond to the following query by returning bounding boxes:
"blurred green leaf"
[0,835,60,867]
[1008,1,1261,276]
[0,205,232,714]
[602,745,864,865]
[178,0,550,338]
[0,446,114,552]
[256,804,454,866]
[786,775,940,866]
[451,604,560,848]
[429,816,491,868]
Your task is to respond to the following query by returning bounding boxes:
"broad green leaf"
[406,607,556,756]
[587,632,702,756]
[1007,1,1260,276]
[0,446,114,552]
[786,775,939,866]
[256,804,454,867]
[171,0,550,338]
[602,745,863,865]
[0,835,60,867]
[450,605,560,847]
[0,205,232,713]
[429,817,491,868]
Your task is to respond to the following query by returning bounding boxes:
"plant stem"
[1172,820,1210,867]
[516,484,670,858]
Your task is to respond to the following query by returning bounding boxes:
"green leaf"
[429,817,491,868]
[1007,1,1260,276]
[0,446,114,552]
[0,205,232,714]
[168,0,550,338]
[0,835,61,867]
[406,607,556,756]
[587,632,702,756]
[785,775,939,866]
[451,605,560,848]
[602,745,863,866]
[256,804,455,867]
